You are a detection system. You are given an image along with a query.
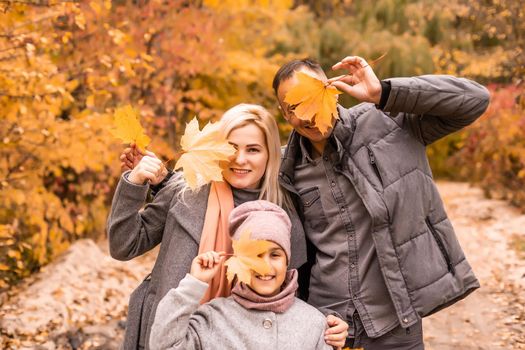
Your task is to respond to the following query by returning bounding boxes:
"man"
[273,56,489,349]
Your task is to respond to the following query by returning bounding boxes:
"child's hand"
[190,251,225,284]
[324,314,349,349]
[120,143,145,172]
[127,151,168,185]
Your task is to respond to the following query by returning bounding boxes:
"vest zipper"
[425,217,456,275]
[367,146,383,186]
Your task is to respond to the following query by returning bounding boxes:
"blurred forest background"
[0,0,524,290]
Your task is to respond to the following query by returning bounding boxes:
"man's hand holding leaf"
[329,56,382,104]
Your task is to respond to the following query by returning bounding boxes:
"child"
[149,200,335,350]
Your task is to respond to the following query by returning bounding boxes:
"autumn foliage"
[0,0,293,289]
[0,2,119,288]
[1,0,524,289]
[449,86,525,208]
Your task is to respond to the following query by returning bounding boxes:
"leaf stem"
[327,51,389,84]
[162,157,174,167]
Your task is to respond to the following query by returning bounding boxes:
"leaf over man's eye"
[284,71,341,135]
[174,117,236,190]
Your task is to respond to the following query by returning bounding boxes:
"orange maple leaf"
[284,71,342,135]
[175,117,236,190]
[110,105,151,152]
[224,230,273,285]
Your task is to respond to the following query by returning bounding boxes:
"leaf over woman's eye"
[284,71,341,135]
[174,117,236,190]
[224,230,272,286]
[110,105,151,152]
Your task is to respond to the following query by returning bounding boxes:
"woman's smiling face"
[222,122,269,190]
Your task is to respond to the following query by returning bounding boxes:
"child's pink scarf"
[231,270,298,313]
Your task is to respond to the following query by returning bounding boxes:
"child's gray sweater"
[149,274,332,350]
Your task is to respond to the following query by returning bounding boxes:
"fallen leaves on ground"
[175,117,236,190]
[0,239,158,349]
[110,105,151,152]
[224,230,272,285]
[284,71,341,134]
[2,183,525,349]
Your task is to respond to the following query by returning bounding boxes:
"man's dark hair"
[272,58,324,95]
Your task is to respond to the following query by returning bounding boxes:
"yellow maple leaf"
[110,105,151,152]
[175,117,236,190]
[284,71,342,134]
[224,230,273,285]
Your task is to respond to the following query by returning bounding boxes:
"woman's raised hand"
[120,143,144,172]
[190,251,226,283]
[127,150,168,185]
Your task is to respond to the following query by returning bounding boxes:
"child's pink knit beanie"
[228,200,291,262]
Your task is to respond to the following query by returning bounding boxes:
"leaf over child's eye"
[284,71,341,135]
[224,230,272,285]
[174,117,236,190]
[110,105,151,152]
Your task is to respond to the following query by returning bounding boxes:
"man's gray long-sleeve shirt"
[294,138,398,338]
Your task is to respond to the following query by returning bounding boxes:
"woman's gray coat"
[106,173,307,349]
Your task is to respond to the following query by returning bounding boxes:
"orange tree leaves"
[224,230,272,285]
[284,71,341,134]
[0,1,226,289]
[449,85,525,210]
[11,0,524,291]
[0,0,294,289]
[0,2,118,288]
[175,117,235,190]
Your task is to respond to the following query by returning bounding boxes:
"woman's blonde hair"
[174,103,291,208]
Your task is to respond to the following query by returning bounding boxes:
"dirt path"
[1,181,524,349]
[424,182,525,350]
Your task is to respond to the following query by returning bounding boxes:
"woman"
[108,104,347,349]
